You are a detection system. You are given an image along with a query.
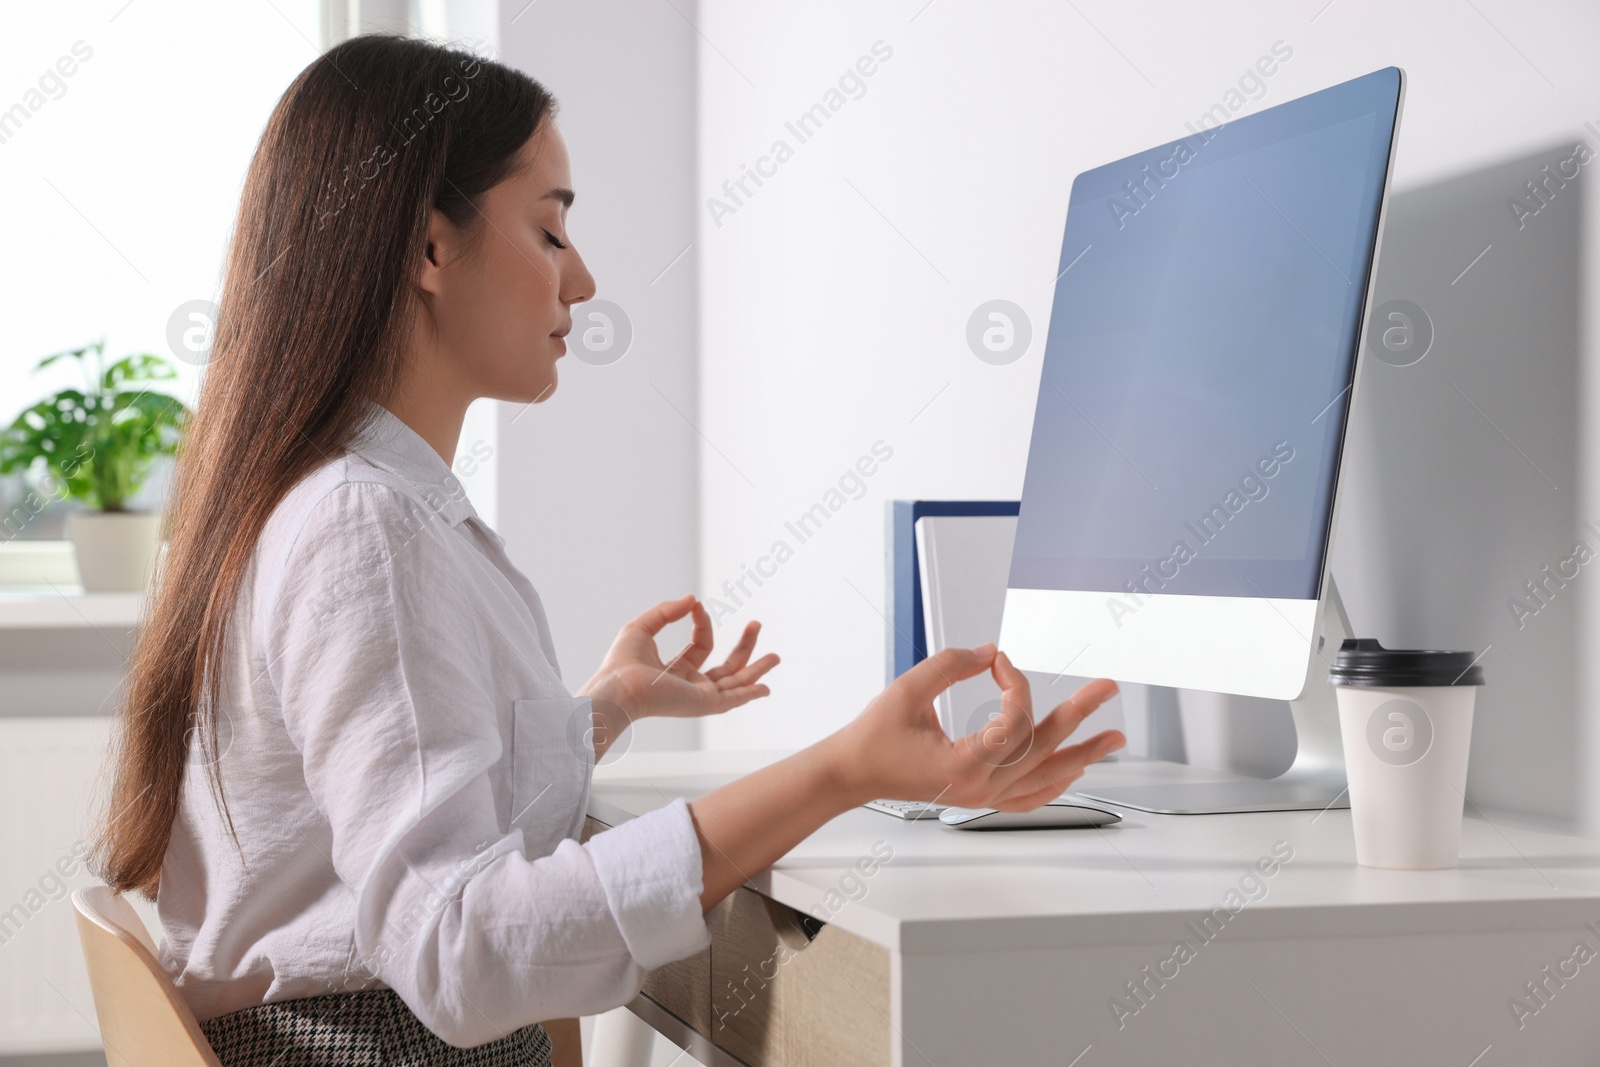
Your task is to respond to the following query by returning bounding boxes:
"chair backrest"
[71,886,222,1067]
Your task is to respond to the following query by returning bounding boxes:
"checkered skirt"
[198,989,552,1066]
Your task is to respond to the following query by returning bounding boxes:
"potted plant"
[0,339,190,592]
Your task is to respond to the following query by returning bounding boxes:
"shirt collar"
[349,400,483,529]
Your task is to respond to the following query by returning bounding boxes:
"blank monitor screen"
[1008,68,1401,603]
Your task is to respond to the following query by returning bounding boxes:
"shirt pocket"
[510,696,594,851]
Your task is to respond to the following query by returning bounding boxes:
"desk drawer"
[582,817,890,1066]
[711,887,889,1067]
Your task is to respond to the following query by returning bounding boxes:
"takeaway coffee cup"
[1327,638,1485,870]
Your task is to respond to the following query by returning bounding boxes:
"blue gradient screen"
[1008,68,1401,601]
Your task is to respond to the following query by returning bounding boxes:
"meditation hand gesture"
[825,644,1125,811]
[578,594,780,755]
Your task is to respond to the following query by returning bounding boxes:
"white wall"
[691,1,1600,829]
[1337,148,1590,831]
[496,0,701,752]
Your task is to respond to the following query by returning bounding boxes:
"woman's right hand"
[821,643,1125,811]
[686,642,1126,911]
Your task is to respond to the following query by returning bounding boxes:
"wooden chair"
[72,885,587,1065]
[71,886,222,1067]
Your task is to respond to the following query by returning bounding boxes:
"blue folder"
[885,500,1020,685]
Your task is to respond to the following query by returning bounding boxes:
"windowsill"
[0,589,145,629]
[0,539,79,587]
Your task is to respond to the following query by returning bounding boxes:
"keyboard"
[863,798,948,820]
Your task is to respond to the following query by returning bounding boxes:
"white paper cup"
[1328,640,1485,870]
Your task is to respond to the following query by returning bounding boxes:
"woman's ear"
[418,208,455,296]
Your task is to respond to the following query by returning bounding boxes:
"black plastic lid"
[1327,638,1485,687]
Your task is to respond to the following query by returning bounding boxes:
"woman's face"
[419,120,595,407]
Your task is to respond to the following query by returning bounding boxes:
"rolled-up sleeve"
[263,480,710,1047]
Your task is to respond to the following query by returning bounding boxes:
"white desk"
[588,750,1600,1067]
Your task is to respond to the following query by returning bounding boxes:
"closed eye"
[543,229,569,250]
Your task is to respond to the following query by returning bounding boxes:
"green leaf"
[34,346,89,374]
[103,354,178,391]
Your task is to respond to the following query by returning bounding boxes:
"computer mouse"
[938,798,1122,830]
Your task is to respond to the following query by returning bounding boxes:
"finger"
[1031,677,1120,757]
[991,770,1087,812]
[989,686,1121,798]
[626,594,698,637]
[674,598,717,672]
[708,682,772,713]
[956,650,1033,768]
[988,650,1034,725]
[705,619,760,681]
[714,651,780,690]
[895,644,998,708]
[993,732,1121,803]
[1055,728,1127,766]
[958,693,1033,770]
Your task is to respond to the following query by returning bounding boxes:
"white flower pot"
[66,510,163,592]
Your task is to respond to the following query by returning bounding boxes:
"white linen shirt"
[157,401,711,1047]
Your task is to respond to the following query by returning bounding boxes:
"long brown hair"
[95,34,557,897]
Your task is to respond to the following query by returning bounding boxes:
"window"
[0,1,320,544]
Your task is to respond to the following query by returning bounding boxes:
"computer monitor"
[997,67,1405,813]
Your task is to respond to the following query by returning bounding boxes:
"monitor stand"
[1074,579,1353,815]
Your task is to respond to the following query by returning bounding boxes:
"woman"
[93,34,1125,1067]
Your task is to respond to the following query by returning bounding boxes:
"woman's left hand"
[577,594,779,738]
